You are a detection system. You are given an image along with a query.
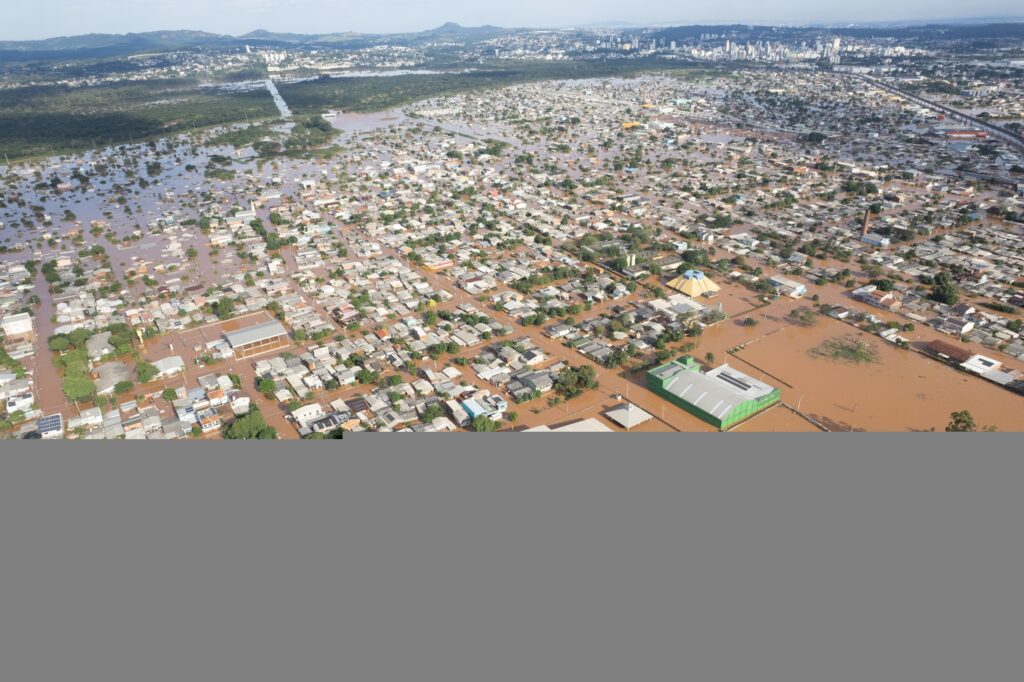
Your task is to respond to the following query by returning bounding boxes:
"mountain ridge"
[2,19,1023,58]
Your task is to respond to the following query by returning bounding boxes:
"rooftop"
[651,359,776,421]
[225,320,288,349]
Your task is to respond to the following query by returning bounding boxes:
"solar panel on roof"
[37,415,62,432]
[716,371,753,391]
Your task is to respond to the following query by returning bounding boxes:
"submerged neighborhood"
[2,22,1024,437]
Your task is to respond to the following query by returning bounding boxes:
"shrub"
[135,361,158,383]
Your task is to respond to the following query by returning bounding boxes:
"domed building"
[666,270,720,298]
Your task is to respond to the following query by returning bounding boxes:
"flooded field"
[328,109,407,134]
[734,404,822,432]
[733,317,1023,432]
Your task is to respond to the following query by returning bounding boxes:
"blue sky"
[5,0,1024,40]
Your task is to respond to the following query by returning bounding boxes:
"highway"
[854,74,1024,153]
[264,78,292,119]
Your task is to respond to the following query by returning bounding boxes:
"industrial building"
[224,320,290,359]
[646,356,780,430]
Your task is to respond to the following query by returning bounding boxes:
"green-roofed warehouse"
[647,356,780,430]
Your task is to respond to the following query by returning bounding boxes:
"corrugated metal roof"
[224,320,288,349]
[925,340,973,363]
[656,362,775,420]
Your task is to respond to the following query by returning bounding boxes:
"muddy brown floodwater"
[733,317,1022,432]
[328,110,407,135]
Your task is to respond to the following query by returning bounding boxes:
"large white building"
[224,320,290,359]
[1,312,33,338]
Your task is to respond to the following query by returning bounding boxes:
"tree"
[356,368,379,385]
[162,388,178,402]
[945,410,997,432]
[224,410,277,439]
[212,297,236,320]
[931,272,960,306]
[114,380,134,395]
[556,365,599,399]
[704,352,715,366]
[945,410,976,432]
[258,378,277,398]
[63,375,96,402]
[421,403,444,423]
[135,361,158,383]
[48,336,70,352]
[472,415,500,432]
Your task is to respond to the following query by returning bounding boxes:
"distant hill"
[3,20,1022,63]
[416,22,513,41]
[0,22,524,61]
[0,30,243,62]
[0,30,237,52]
[238,23,517,48]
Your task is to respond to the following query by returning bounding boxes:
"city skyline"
[4,0,1024,41]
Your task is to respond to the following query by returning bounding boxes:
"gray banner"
[1,435,1021,682]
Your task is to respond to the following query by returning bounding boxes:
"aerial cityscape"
[2,5,1024,438]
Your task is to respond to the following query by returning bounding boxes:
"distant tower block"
[862,209,871,237]
[136,327,146,349]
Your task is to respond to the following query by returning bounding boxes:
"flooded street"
[3,69,1023,437]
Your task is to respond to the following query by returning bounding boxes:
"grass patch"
[809,334,881,365]
[788,306,818,327]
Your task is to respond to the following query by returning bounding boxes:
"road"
[855,75,1024,153]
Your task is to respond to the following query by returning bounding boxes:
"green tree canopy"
[224,410,277,440]
[135,361,158,384]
